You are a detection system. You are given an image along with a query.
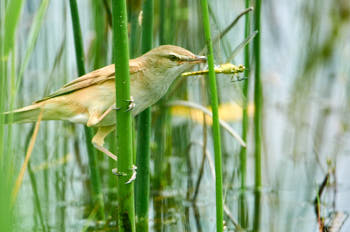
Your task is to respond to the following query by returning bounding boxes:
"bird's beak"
[184,55,207,64]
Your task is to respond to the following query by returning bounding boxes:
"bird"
[4,45,207,160]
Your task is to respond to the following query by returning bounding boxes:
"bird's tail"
[3,103,43,124]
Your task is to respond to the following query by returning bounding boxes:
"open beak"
[184,55,207,64]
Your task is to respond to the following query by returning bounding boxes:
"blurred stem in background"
[253,0,262,231]
[1,0,45,230]
[154,0,176,192]
[90,0,108,69]
[152,2,173,230]
[200,0,224,231]
[239,0,251,229]
[135,0,153,231]
[128,0,142,58]
[24,126,47,232]
[0,11,15,227]
[0,0,23,213]
[153,0,169,191]
[112,0,136,230]
[241,0,251,195]
[68,0,105,220]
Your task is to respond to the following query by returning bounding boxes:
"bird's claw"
[113,96,135,112]
[111,165,137,184]
[125,96,135,112]
[125,165,137,184]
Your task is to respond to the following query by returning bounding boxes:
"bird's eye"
[168,54,179,61]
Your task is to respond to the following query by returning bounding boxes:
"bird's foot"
[112,165,137,184]
[112,96,135,112]
[125,165,137,184]
[125,96,135,112]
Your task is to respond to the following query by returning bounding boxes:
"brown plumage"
[4,45,206,159]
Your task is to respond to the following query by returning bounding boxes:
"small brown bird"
[4,45,206,159]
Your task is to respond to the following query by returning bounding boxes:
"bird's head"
[129,45,206,113]
[141,45,207,80]
[131,45,206,103]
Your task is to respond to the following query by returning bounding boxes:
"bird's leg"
[87,105,115,127]
[91,126,117,160]
[93,126,137,183]
[87,96,135,127]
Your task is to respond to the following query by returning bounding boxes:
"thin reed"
[253,0,262,230]
[238,0,251,228]
[135,0,153,231]
[199,0,224,231]
[68,0,105,220]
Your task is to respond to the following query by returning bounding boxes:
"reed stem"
[253,0,262,230]
[240,1,251,190]
[69,0,105,220]
[199,0,224,231]
[238,1,251,228]
[112,0,136,230]
[253,0,262,191]
[135,0,153,231]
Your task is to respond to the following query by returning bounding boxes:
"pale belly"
[68,113,89,124]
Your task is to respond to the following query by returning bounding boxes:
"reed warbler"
[4,45,206,160]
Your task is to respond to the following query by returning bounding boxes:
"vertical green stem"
[2,0,24,59]
[69,0,105,220]
[159,0,165,45]
[253,0,262,192]
[135,0,153,231]
[69,0,86,75]
[135,109,151,231]
[241,0,251,192]
[253,0,262,231]
[199,0,224,231]
[112,0,135,231]
[239,0,251,228]
[129,11,139,58]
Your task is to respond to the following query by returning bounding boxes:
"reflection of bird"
[4,45,206,159]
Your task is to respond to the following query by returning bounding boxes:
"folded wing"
[35,62,142,103]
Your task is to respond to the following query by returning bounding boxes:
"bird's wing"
[35,62,142,103]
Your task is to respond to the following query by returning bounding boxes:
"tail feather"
[3,103,42,124]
